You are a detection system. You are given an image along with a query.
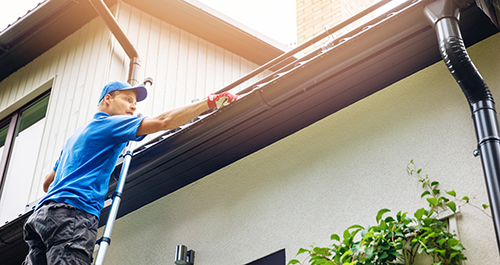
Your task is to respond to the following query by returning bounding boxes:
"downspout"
[88,0,140,85]
[425,0,500,253]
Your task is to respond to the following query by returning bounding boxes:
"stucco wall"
[102,33,500,264]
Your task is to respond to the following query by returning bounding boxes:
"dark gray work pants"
[22,201,98,265]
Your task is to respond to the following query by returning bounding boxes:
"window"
[0,92,50,224]
[245,249,285,265]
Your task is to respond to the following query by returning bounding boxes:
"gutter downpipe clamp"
[128,57,141,86]
[425,0,500,254]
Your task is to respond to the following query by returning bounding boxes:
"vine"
[288,161,489,265]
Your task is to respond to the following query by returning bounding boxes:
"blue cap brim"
[129,85,147,102]
[98,81,148,105]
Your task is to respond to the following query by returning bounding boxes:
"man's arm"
[137,100,208,136]
[136,92,237,136]
[43,169,55,193]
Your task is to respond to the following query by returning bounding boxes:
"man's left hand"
[207,92,238,109]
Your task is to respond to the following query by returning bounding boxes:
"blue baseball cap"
[98,81,148,104]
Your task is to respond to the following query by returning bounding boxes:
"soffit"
[0,0,114,82]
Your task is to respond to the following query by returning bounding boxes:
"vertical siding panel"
[15,63,31,98]
[43,39,69,149]
[66,24,90,135]
[76,18,100,126]
[108,2,129,82]
[205,42,216,93]
[196,38,208,97]
[0,76,14,111]
[240,58,252,91]
[90,20,114,116]
[57,30,81,143]
[36,48,54,86]
[45,43,62,81]
[44,50,57,82]
[166,26,180,108]
[185,34,198,103]
[140,15,163,143]
[138,12,154,116]
[145,16,161,117]
[175,30,189,106]
[14,64,32,101]
[153,20,170,115]
[101,30,116,84]
[40,48,56,83]
[223,50,232,87]
[126,3,142,55]
[248,60,258,90]
[136,11,151,78]
[232,53,241,92]
[25,57,42,94]
[5,72,22,108]
[214,46,224,90]
[0,79,6,113]
[245,59,258,89]
[76,20,99,128]
[26,57,42,94]
[0,79,6,111]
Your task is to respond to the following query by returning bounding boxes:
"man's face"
[106,89,137,116]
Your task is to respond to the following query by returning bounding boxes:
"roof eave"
[0,0,285,82]
[101,0,498,225]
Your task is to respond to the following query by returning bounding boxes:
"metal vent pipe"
[425,0,500,253]
[89,0,141,86]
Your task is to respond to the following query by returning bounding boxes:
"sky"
[0,0,298,46]
[0,0,43,30]
[197,0,297,46]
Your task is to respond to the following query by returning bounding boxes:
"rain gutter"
[425,0,500,252]
[88,0,140,85]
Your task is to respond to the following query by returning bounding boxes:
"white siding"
[0,2,264,217]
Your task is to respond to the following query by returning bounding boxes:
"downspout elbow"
[424,0,492,107]
[89,0,141,85]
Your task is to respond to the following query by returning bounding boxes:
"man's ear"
[104,94,112,103]
[98,94,111,109]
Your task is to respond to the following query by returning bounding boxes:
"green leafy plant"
[289,161,488,265]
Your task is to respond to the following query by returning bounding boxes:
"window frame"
[0,91,51,197]
[245,249,286,265]
[0,113,19,194]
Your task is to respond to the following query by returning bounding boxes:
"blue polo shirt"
[38,112,146,218]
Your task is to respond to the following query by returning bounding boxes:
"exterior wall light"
[175,245,195,265]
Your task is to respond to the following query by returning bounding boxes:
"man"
[22,80,237,265]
